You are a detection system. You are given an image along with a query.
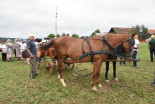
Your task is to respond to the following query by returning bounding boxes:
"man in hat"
[148,35,155,62]
[27,35,38,79]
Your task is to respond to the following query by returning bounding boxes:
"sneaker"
[34,73,39,76]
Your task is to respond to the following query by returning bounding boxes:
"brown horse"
[39,33,135,91]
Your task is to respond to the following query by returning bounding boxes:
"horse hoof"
[62,82,66,87]
[114,78,119,81]
[105,80,109,83]
[92,86,97,91]
[60,79,66,87]
[58,75,60,79]
[98,83,102,88]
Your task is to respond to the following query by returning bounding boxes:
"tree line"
[48,33,79,38]
[48,25,150,39]
[129,25,150,39]
[48,29,102,38]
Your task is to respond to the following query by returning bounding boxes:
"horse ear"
[131,33,136,39]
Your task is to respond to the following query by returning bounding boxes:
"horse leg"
[91,60,102,91]
[113,61,118,81]
[57,57,66,87]
[96,65,102,88]
[105,61,110,82]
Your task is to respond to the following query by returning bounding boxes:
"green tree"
[56,34,60,37]
[61,33,66,37]
[90,29,101,37]
[129,25,149,39]
[141,25,150,39]
[72,34,79,38]
[48,34,55,38]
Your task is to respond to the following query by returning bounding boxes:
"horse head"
[121,33,136,58]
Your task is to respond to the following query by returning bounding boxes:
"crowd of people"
[0,35,44,79]
[0,37,45,63]
[0,39,29,63]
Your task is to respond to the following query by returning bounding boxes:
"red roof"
[148,29,155,35]
[109,27,155,35]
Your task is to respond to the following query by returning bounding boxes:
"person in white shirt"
[132,35,140,68]
[0,40,7,61]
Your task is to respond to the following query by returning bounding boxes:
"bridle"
[118,38,135,58]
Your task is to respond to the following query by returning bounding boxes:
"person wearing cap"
[6,39,14,62]
[132,34,140,68]
[27,36,38,79]
[148,35,155,62]
[0,40,7,61]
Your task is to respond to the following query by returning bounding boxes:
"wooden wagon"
[37,48,77,74]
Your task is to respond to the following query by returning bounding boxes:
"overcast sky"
[0,0,155,38]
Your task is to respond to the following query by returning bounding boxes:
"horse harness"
[78,36,135,63]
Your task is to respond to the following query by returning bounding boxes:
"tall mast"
[55,7,58,36]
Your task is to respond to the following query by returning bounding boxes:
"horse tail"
[39,39,55,51]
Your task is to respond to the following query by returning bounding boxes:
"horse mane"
[39,38,56,51]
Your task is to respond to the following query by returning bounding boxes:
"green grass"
[0,43,155,104]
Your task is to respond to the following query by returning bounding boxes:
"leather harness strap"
[86,38,94,64]
[79,36,114,63]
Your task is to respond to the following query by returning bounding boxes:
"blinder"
[121,38,135,57]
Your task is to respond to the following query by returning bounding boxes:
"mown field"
[0,43,155,104]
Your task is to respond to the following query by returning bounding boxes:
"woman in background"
[15,39,22,60]
[6,39,14,62]
[132,34,140,68]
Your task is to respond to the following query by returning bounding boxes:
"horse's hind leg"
[57,57,66,87]
[113,61,118,81]
[91,60,102,91]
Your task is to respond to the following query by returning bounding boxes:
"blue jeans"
[120,57,126,65]
[132,51,137,66]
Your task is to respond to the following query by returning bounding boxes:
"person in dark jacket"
[148,35,155,62]
[27,35,38,79]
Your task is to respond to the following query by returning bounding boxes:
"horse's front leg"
[91,59,102,91]
[105,61,110,82]
[113,61,119,81]
[96,66,102,88]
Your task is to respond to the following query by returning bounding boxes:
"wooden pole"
[55,7,58,36]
